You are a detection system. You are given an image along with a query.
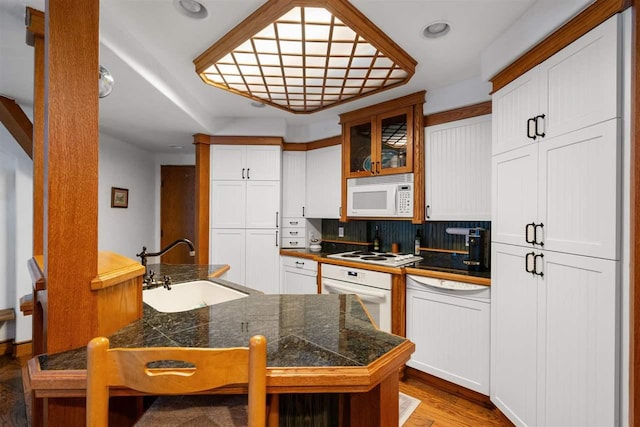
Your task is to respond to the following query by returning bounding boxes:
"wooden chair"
[86,335,267,427]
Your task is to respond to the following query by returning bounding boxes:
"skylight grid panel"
[253,39,279,54]
[283,67,303,77]
[217,63,240,75]
[305,56,326,67]
[244,75,264,85]
[264,76,284,85]
[236,65,262,76]
[373,57,394,68]
[330,42,355,56]
[281,55,302,66]
[262,66,283,76]
[306,67,325,77]
[279,40,302,54]
[233,52,258,65]
[304,24,330,40]
[254,25,276,40]
[389,69,408,78]
[331,25,355,41]
[224,75,245,84]
[276,23,302,40]
[305,41,328,55]
[303,7,332,24]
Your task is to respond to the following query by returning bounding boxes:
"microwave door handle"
[322,279,387,303]
[393,186,399,215]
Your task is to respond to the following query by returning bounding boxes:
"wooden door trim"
[490,0,631,93]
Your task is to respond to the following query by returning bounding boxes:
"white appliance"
[406,275,490,394]
[347,173,413,218]
[321,264,392,333]
[327,250,422,267]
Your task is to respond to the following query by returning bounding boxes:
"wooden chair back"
[86,335,267,427]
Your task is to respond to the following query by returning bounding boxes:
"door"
[491,144,538,246]
[245,181,280,229]
[491,243,538,427]
[305,145,341,219]
[282,151,306,218]
[538,119,620,259]
[211,145,246,180]
[536,251,618,427]
[160,165,195,264]
[211,181,246,228]
[210,228,246,284]
[245,229,280,294]
[246,146,281,180]
[492,67,540,156]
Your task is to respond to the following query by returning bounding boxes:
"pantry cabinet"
[281,151,307,248]
[491,243,618,427]
[210,143,281,294]
[305,144,341,219]
[425,115,492,220]
[490,15,621,427]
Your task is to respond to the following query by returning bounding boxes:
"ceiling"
[0,0,539,153]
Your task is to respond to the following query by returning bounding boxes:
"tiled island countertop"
[28,264,414,427]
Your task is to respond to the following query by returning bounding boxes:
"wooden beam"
[26,7,44,46]
[491,0,630,92]
[0,96,33,158]
[32,24,45,256]
[194,139,210,265]
[44,0,100,353]
[424,101,492,127]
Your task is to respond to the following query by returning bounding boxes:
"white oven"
[321,264,392,333]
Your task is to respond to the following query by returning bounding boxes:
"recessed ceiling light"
[250,101,266,108]
[421,21,450,39]
[168,145,183,149]
[173,0,208,19]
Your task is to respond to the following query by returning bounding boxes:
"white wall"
[481,0,592,80]
[423,76,492,116]
[98,132,157,260]
[0,105,33,343]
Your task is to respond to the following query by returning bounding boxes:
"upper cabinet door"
[492,67,540,156]
[378,107,413,175]
[211,145,246,180]
[246,146,281,181]
[305,145,341,219]
[538,119,620,259]
[345,117,373,177]
[538,15,620,140]
[426,115,492,220]
[282,151,306,218]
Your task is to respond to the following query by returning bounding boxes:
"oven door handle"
[321,279,387,303]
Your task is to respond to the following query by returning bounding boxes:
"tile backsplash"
[321,219,491,254]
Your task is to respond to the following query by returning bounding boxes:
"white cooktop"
[327,251,422,267]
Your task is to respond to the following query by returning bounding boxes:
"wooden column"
[44,0,100,353]
[26,6,45,260]
[194,134,210,264]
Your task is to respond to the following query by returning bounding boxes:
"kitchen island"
[27,265,415,426]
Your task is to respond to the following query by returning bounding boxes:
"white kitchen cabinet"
[425,115,492,220]
[211,180,280,229]
[210,228,246,285]
[490,16,621,427]
[492,119,620,260]
[406,276,490,395]
[305,144,342,219]
[281,256,318,294]
[210,228,280,294]
[492,15,619,156]
[245,229,280,294]
[211,145,281,181]
[491,243,618,427]
[282,151,306,218]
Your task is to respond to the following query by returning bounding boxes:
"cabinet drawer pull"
[376,161,381,174]
[295,261,305,266]
[525,252,535,274]
[289,221,299,226]
[247,168,250,179]
[527,117,537,140]
[242,168,245,179]
[534,114,546,138]
[302,206,305,217]
[426,205,430,219]
[290,241,299,246]
[533,253,544,277]
[275,230,278,247]
[290,231,298,236]
[533,223,544,246]
[525,222,535,244]
[276,212,279,228]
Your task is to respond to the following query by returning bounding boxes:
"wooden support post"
[194,134,210,265]
[43,0,100,353]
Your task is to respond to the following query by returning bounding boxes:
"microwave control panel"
[397,185,413,215]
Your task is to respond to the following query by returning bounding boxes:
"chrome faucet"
[136,238,196,290]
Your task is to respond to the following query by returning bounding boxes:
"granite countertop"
[38,265,406,371]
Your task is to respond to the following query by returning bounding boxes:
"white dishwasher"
[406,275,490,395]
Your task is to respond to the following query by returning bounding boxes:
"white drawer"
[281,237,306,248]
[282,228,304,238]
[282,217,305,228]
[282,256,318,272]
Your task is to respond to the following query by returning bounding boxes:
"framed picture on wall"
[111,187,129,208]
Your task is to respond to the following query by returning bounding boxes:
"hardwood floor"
[1,354,511,426]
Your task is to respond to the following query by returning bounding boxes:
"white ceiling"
[0,0,540,153]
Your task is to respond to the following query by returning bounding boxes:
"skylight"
[193,0,417,114]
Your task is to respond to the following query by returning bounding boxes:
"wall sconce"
[98,65,114,98]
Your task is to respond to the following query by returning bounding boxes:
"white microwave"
[347,173,414,218]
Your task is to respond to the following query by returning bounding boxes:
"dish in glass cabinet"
[362,155,372,171]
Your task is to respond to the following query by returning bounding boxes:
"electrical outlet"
[338,226,344,237]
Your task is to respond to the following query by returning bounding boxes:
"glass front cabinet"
[340,92,424,178]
